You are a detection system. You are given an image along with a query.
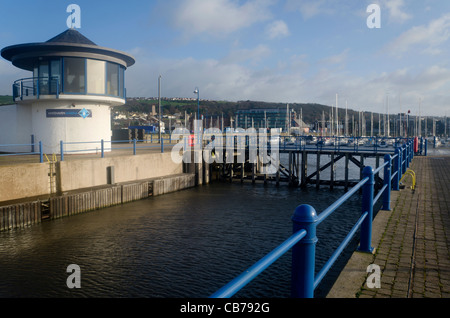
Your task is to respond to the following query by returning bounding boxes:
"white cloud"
[0,60,28,95]
[265,20,290,39]
[221,45,271,65]
[171,0,274,38]
[383,0,412,24]
[125,47,450,116]
[384,13,450,56]
[284,0,334,19]
[319,49,350,65]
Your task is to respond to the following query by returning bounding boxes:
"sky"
[1,0,450,117]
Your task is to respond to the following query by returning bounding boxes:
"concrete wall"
[57,152,183,193]
[0,152,184,203]
[0,163,50,203]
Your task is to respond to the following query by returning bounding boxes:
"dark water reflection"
[0,180,373,298]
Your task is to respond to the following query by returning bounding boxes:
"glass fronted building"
[236,108,297,132]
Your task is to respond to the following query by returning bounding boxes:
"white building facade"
[1,29,135,154]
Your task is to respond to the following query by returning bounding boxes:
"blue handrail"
[210,139,414,298]
[0,141,43,163]
[59,138,167,161]
[210,229,307,298]
[13,76,61,100]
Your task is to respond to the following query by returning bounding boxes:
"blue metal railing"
[0,141,43,163]
[210,139,414,298]
[59,137,170,161]
[13,77,60,100]
[278,135,423,155]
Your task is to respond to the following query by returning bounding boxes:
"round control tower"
[1,28,135,154]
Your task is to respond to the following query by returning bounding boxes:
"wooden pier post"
[301,151,307,188]
[345,153,349,191]
[316,152,321,190]
[330,153,335,190]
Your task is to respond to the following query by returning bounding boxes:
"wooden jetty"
[212,141,402,191]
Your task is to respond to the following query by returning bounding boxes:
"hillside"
[117,98,371,125]
[0,94,381,125]
[0,95,13,106]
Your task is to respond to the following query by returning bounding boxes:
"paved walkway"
[328,148,450,298]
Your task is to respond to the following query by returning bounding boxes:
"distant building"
[235,108,305,133]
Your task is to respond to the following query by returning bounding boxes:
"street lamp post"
[194,87,199,120]
[158,75,162,143]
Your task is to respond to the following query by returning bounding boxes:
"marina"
[0,3,449,303]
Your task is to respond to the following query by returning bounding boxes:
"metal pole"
[60,140,64,162]
[197,89,200,120]
[39,141,43,163]
[31,134,35,153]
[291,204,318,298]
[358,166,374,253]
[382,154,392,211]
[158,75,162,144]
[101,139,104,158]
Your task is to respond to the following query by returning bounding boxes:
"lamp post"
[194,87,199,120]
[158,75,162,143]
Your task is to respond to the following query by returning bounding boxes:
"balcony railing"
[13,77,61,100]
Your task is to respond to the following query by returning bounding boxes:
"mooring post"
[382,154,392,211]
[358,166,374,253]
[291,204,318,298]
[133,139,137,155]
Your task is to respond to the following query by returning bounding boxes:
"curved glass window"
[87,59,106,95]
[27,57,125,98]
[107,62,119,96]
[64,58,86,94]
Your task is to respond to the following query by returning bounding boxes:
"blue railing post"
[402,145,406,174]
[358,166,374,253]
[291,204,318,298]
[31,134,35,153]
[382,154,392,211]
[60,140,64,162]
[424,139,428,156]
[161,136,164,153]
[133,139,137,155]
[39,141,43,163]
[394,148,400,191]
[101,139,104,158]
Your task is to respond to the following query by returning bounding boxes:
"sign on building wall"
[46,108,92,118]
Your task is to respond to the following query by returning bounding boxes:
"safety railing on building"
[210,139,414,298]
[13,77,61,100]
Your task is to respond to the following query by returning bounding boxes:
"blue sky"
[1,0,450,116]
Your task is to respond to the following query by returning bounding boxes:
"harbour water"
[0,155,382,298]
